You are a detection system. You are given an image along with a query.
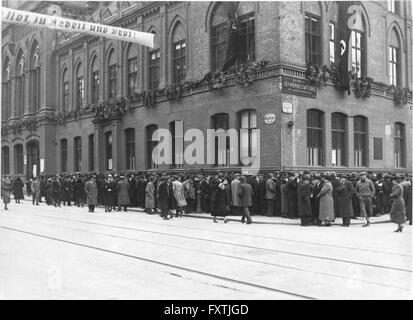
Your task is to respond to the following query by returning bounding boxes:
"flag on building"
[336,1,352,94]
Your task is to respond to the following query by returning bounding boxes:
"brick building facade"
[1,1,412,178]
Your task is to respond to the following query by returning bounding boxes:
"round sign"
[264,112,276,124]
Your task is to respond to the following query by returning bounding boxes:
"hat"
[391,174,404,181]
[302,174,310,181]
[360,172,367,176]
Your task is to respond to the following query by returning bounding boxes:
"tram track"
[5,209,411,273]
[2,213,411,293]
[0,225,316,300]
[14,202,410,258]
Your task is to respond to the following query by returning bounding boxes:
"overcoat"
[336,182,355,218]
[157,181,169,214]
[145,181,156,209]
[103,181,117,206]
[238,182,253,207]
[297,182,312,218]
[265,179,277,200]
[73,179,85,202]
[1,178,11,204]
[117,180,131,206]
[317,182,334,221]
[172,180,187,207]
[286,179,299,217]
[84,180,98,205]
[211,188,229,216]
[280,183,288,214]
[389,183,406,224]
[231,179,241,206]
[12,178,24,199]
[31,180,41,196]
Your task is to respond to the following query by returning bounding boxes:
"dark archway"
[26,140,40,178]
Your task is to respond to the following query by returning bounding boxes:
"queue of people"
[1,170,412,232]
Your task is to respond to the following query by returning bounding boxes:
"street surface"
[0,201,412,300]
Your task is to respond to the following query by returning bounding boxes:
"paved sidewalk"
[20,199,391,226]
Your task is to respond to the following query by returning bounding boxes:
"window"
[146,125,158,169]
[329,22,336,64]
[305,14,321,65]
[148,49,160,90]
[29,42,40,113]
[394,122,405,168]
[239,110,257,162]
[331,113,347,166]
[373,137,383,160]
[212,113,230,166]
[127,57,138,96]
[351,30,364,78]
[14,144,23,174]
[15,51,25,117]
[2,59,11,121]
[125,128,135,170]
[62,68,69,111]
[76,77,84,108]
[108,65,117,99]
[61,139,68,172]
[1,146,10,175]
[307,109,324,166]
[388,0,400,14]
[354,116,368,166]
[74,137,82,172]
[172,40,186,85]
[105,131,113,170]
[389,28,401,86]
[91,56,100,104]
[237,14,255,67]
[169,121,184,169]
[88,134,94,171]
[211,23,227,72]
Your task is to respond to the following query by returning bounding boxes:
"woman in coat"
[211,183,229,223]
[103,175,116,212]
[84,176,98,213]
[317,176,334,226]
[389,175,406,232]
[297,175,312,226]
[1,176,11,210]
[145,177,156,214]
[117,176,131,212]
[336,177,355,226]
[172,176,187,217]
[12,177,24,203]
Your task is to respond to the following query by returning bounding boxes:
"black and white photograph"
[0,0,412,302]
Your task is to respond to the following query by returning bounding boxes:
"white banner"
[1,7,154,48]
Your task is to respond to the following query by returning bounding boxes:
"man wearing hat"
[356,172,375,227]
[117,175,131,212]
[265,173,277,216]
[389,174,406,232]
[238,176,253,224]
[31,176,41,206]
[297,174,313,226]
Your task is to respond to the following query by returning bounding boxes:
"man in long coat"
[265,173,277,216]
[117,176,131,212]
[172,176,187,217]
[336,177,355,226]
[230,174,241,216]
[389,175,406,232]
[61,176,73,206]
[103,175,116,212]
[52,176,61,207]
[297,174,313,226]
[145,177,156,214]
[1,175,12,210]
[73,175,85,207]
[31,177,41,206]
[157,177,170,219]
[286,175,299,218]
[238,176,253,224]
[84,176,98,213]
[316,176,334,226]
[12,177,24,203]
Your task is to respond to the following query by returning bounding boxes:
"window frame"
[88,134,94,172]
[148,49,160,91]
[127,57,138,96]
[354,116,368,167]
[238,109,258,163]
[394,122,405,168]
[146,125,159,169]
[1,146,10,175]
[211,22,228,73]
[74,136,82,172]
[331,113,347,167]
[60,139,68,172]
[389,45,400,86]
[108,64,117,99]
[14,144,24,174]
[305,13,322,65]
[125,128,136,170]
[172,39,186,85]
[307,109,324,166]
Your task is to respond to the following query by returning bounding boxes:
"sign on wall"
[263,113,276,124]
[282,76,317,98]
[282,102,293,114]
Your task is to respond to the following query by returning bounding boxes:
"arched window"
[74,136,82,172]
[88,134,94,171]
[394,122,405,168]
[349,9,367,78]
[354,116,368,166]
[90,55,100,104]
[389,27,401,86]
[14,144,24,174]
[304,2,322,65]
[2,146,10,175]
[15,50,25,117]
[105,131,113,170]
[29,41,41,112]
[307,109,324,166]
[239,109,257,163]
[2,58,11,120]
[126,44,138,96]
[146,124,158,169]
[62,68,69,111]
[107,49,117,99]
[148,32,160,90]
[75,62,84,109]
[171,22,186,85]
[328,2,338,65]
[210,2,255,72]
[125,128,135,170]
[60,139,68,172]
[212,113,230,166]
[331,113,347,166]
